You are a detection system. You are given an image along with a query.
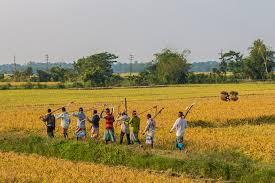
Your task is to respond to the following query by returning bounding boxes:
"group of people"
[40,107,188,150]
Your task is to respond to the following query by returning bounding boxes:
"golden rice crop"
[0,151,194,183]
[0,84,274,163]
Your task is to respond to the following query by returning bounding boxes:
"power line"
[129,54,134,76]
[13,55,17,74]
[45,54,49,71]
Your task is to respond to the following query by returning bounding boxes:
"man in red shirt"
[100,108,116,144]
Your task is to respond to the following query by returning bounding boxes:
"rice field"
[0,83,274,182]
[0,151,193,183]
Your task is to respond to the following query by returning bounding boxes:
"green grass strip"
[0,134,274,182]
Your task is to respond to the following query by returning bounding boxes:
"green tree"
[153,49,191,84]
[245,39,275,80]
[220,51,245,78]
[212,68,221,75]
[24,67,33,77]
[139,61,158,84]
[219,51,228,76]
[64,68,78,82]
[0,74,4,81]
[50,66,66,82]
[74,52,118,86]
[37,70,51,82]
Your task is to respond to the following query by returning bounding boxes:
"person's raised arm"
[55,113,63,120]
[72,112,78,117]
[41,114,48,122]
[116,114,123,122]
[100,110,104,118]
[39,115,44,121]
[87,116,92,123]
[111,107,114,115]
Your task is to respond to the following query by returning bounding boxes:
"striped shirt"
[104,114,115,129]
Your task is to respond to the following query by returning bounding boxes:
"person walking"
[101,108,116,144]
[170,111,187,151]
[40,109,56,138]
[116,112,131,145]
[142,114,156,148]
[56,107,71,139]
[73,107,87,141]
[88,110,100,140]
[128,110,141,145]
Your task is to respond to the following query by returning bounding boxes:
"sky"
[0,0,274,64]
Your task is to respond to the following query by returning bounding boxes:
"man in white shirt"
[56,107,71,139]
[170,111,187,151]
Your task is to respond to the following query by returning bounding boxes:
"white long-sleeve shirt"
[56,112,71,129]
[171,118,187,137]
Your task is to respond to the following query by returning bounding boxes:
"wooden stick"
[51,101,74,114]
[153,108,164,119]
[184,103,195,118]
[40,101,74,119]
[124,98,128,114]
[138,105,158,115]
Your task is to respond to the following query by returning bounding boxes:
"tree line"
[0,60,220,75]
[217,39,275,80]
[128,39,275,85]
[0,39,274,86]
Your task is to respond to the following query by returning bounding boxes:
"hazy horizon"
[0,0,274,64]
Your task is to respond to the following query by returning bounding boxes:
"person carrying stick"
[142,108,164,148]
[55,107,71,139]
[142,114,156,148]
[128,110,142,145]
[73,107,87,141]
[170,103,195,150]
[116,111,131,145]
[88,109,100,140]
[40,109,56,138]
[101,108,116,144]
[170,111,187,151]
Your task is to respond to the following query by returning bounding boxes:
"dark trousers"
[120,132,131,145]
[63,128,68,139]
[47,126,55,138]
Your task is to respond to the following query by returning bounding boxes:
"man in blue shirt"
[88,110,100,140]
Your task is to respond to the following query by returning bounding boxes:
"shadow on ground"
[188,115,275,128]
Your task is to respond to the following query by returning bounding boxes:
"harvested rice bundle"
[230,91,238,96]
[230,91,239,101]
[220,91,230,101]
